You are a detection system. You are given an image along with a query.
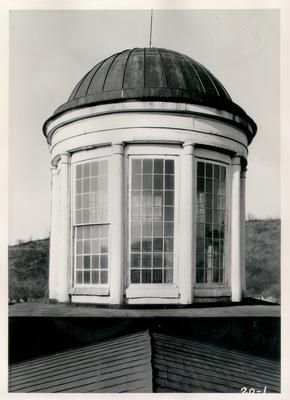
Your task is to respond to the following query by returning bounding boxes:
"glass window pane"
[132,159,141,173]
[142,269,152,283]
[154,175,163,189]
[142,222,152,237]
[153,222,163,236]
[131,253,141,268]
[100,239,108,253]
[165,175,174,189]
[153,238,163,252]
[164,269,173,283]
[131,238,141,252]
[143,159,153,173]
[143,174,152,189]
[197,177,204,192]
[100,255,108,269]
[142,253,151,268]
[100,270,108,284]
[92,270,99,284]
[84,255,90,269]
[76,180,82,194]
[84,240,90,254]
[206,178,213,193]
[214,165,220,179]
[131,270,140,283]
[84,271,90,283]
[153,269,162,283]
[165,191,174,205]
[153,253,162,268]
[142,239,152,252]
[154,191,163,206]
[91,161,98,176]
[154,159,163,173]
[76,164,83,179]
[197,162,204,177]
[76,271,83,284]
[132,174,142,189]
[164,238,173,252]
[76,255,83,269]
[206,163,213,177]
[92,255,99,269]
[165,160,174,174]
[196,253,204,269]
[164,222,174,236]
[164,253,173,268]
[221,166,226,180]
[196,269,205,283]
[83,163,90,177]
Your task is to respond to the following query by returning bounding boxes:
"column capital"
[182,141,195,156]
[50,166,58,175]
[112,142,124,155]
[241,168,247,179]
[232,154,242,166]
[59,152,71,164]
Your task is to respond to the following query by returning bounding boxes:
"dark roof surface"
[45,48,257,140]
[8,300,281,317]
[9,330,280,393]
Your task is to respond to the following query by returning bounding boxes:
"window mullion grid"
[162,159,165,284]
[140,160,143,284]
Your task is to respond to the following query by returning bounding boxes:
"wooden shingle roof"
[151,332,280,393]
[9,331,152,393]
[9,330,280,393]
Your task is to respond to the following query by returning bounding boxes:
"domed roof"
[46,48,257,140]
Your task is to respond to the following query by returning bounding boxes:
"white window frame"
[194,150,231,288]
[125,144,181,299]
[70,148,112,295]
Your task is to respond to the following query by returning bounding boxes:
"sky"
[8,9,280,244]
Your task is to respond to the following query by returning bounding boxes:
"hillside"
[8,219,280,302]
[9,238,49,300]
[245,218,280,302]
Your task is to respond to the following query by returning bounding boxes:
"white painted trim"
[193,286,232,297]
[45,100,252,142]
[230,156,242,302]
[126,286,179,299]
[126,297,180,305]
[194,148,231,164]
[178,142,195,304]
[71,295,111,304]
[71,146,112,163]
[125,143,182,156]
[69,287,109,296]
[110,142,125,304]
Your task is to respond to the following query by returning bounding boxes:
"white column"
[179,142,195,304]
[230,155,242,302]
[49,166,59,300]
[56,152,71,303]
[110,142,124,304]
[240,168,247,297]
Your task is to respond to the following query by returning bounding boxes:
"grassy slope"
[8,238,49,300]
[8,219,281,301]
[245,218,280,301]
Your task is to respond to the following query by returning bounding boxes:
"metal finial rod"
[149,9,153,47]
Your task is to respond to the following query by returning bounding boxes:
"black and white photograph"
[1,0,289,396]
